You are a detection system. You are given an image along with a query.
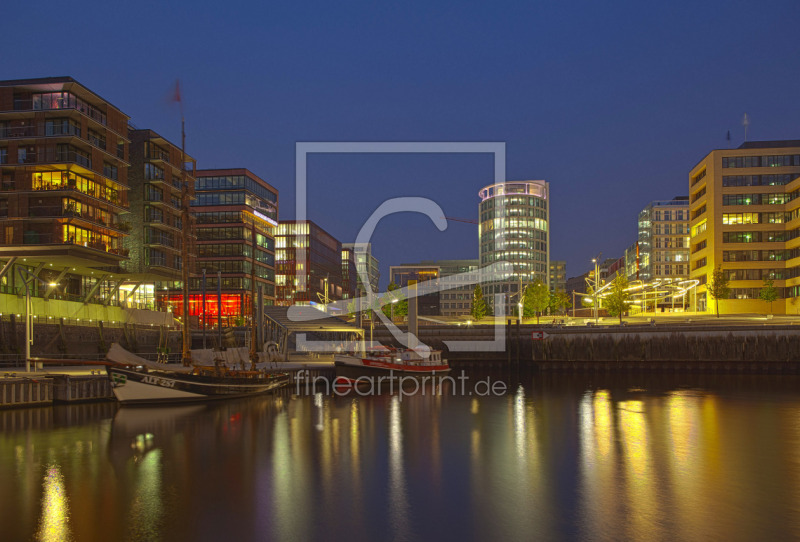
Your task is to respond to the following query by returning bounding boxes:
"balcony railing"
[88,136,106,151]
[0,125,82,139]
[17,150,92,169]
[146,235,179,249]
[12,229,124,256]
[11,97,107,126]
[0,126,35,138]
[57,151,91,169]
[27,206,124,230]
[146,150,171,163]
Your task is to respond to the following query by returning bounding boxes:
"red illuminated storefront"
[163,293,251,328]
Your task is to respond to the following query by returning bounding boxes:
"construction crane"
[442,216,478,225]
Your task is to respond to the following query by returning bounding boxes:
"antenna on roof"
[726,130,731,149]
[742,113,750,142]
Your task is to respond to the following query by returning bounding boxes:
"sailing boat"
[106,345,289,405]
[107,83,288,404]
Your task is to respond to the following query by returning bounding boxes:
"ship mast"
[180,112,191,366]
[249,223,258,370]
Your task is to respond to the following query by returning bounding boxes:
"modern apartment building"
[478,180,550,316]
[275,220,343,307]
[689,140,800,314]
[125,129,196,308]
[341,242,380,295]
[0,77,133,308]
[548,260,567,293]
[637,196,690,283]
[167,168,278,327]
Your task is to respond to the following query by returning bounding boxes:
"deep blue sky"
[6,0,800,286]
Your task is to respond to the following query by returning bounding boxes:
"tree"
[548,288,571,316]
[708,265,731,318]
[470,284,488,320]
[523,278,550,324]
[760,277,779,314]
[382,282,407,319]
[604,272,631,325]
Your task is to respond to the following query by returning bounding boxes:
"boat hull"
[107,367,288,405]
[334,354,450,386]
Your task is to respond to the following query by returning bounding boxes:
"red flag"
[173,80,181,103]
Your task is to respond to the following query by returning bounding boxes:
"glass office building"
[166,168,278,327]
[478,180,550,316]
[275,220,343,307]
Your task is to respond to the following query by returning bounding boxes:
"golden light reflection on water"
[618,399,660,541]
[36,464,72,542]
[593,390,613,458]
[272,409,311,541]
[388,396,411,538]
[126,449,163,541]
[666,391,706,541]
[350,399,360,471]
[513,385,527,460]
[579,390,619,537]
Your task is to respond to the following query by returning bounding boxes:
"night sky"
[6,0,800,286]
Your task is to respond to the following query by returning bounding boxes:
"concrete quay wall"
[369,323,800,369]
[0,375,113,408]
[0,319,181,359]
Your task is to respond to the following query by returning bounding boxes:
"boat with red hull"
[334,348,450,386]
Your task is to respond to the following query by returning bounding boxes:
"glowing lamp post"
[592,258,599,324]
[17,267,59,372]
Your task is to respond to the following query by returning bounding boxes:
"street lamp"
[592,258,600,324]
[17,267,59,372]
[390,297,398,320]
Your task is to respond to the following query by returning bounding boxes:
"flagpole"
[178,82,192,366]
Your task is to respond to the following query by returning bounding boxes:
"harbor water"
[1,370,799,541]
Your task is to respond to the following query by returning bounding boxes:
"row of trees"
[349,267,781,324]
[708,265,779,317]
[470,280,572,322]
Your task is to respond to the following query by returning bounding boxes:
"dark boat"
[107,364,289,405]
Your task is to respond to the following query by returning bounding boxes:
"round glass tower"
[478,180,550,316]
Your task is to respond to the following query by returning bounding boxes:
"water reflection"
[388,396,411,540]
[1,374,800,540]
[37,464,72,542]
